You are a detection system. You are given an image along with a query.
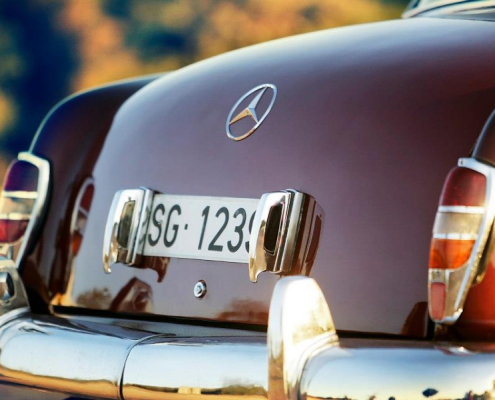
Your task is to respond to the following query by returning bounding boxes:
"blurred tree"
[0,0,409,164]
[0,0,78,156]
[193,0,406,59]
[92,0,408,89]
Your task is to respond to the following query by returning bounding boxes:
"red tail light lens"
[430,282,447,322]
[439,166,486,207]
[429,167,485,273]
[428,159,495,324]
[0,153,49,265]
[0,160,39,244]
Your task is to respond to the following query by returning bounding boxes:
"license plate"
[143,195,259,263]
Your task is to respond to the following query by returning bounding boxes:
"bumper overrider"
[0,258,494,399]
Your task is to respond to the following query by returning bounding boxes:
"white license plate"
[143,195,259,263]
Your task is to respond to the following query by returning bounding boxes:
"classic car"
[1,0,495,399]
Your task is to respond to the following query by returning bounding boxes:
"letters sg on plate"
[143,194,259,264]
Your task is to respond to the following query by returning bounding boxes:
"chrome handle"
[248,189,324,282]
[103,188,155,273]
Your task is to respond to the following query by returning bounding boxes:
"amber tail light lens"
[0,153,49,265]
[428,158,495,324]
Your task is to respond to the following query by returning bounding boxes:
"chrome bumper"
[4,316,495,400]
[1,259,495,399]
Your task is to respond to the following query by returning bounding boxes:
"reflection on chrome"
[2,315,495,399]
[249,190,324,283]
[4,274,495,399]
[0,316,149,399]
[122,337,268,399]
[268,277,338,400]
[301,343,495,400]
[103,188,155,273]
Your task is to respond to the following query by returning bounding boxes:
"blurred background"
[0,0,409,171]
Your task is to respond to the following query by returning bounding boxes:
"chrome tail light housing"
[0,152,50,267]
[428,157,495,324]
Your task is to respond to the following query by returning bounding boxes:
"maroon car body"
[3,1,495,399]
[32,11,495,337]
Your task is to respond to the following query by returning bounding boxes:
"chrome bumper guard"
[2,257,495,399]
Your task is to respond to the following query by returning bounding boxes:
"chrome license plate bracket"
[103,189,324,282]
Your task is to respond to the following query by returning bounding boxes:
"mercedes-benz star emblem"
[226,83,277,141]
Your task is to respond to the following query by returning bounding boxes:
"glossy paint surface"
[24,77,157,310]
[32,18,495,335]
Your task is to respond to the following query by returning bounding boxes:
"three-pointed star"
[229,87,267,125]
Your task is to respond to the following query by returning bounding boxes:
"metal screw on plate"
[0,272,15,302]
[433,270,443,279]
[194,280,207,299]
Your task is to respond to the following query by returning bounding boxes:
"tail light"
[428,158,495,324]
[0,152,50,266]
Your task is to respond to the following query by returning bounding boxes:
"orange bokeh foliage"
[56,0,403,92]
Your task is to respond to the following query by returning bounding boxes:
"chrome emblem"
[226,83,277,141]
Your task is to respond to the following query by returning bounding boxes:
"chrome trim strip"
[433,233,478,240]
[2,191,38,199]
[403,0,495,18]
[14,152,50,269]
[0,213,31,221]
[438,205,485,214]
[77,208,89,218]
[454,158,495,311]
